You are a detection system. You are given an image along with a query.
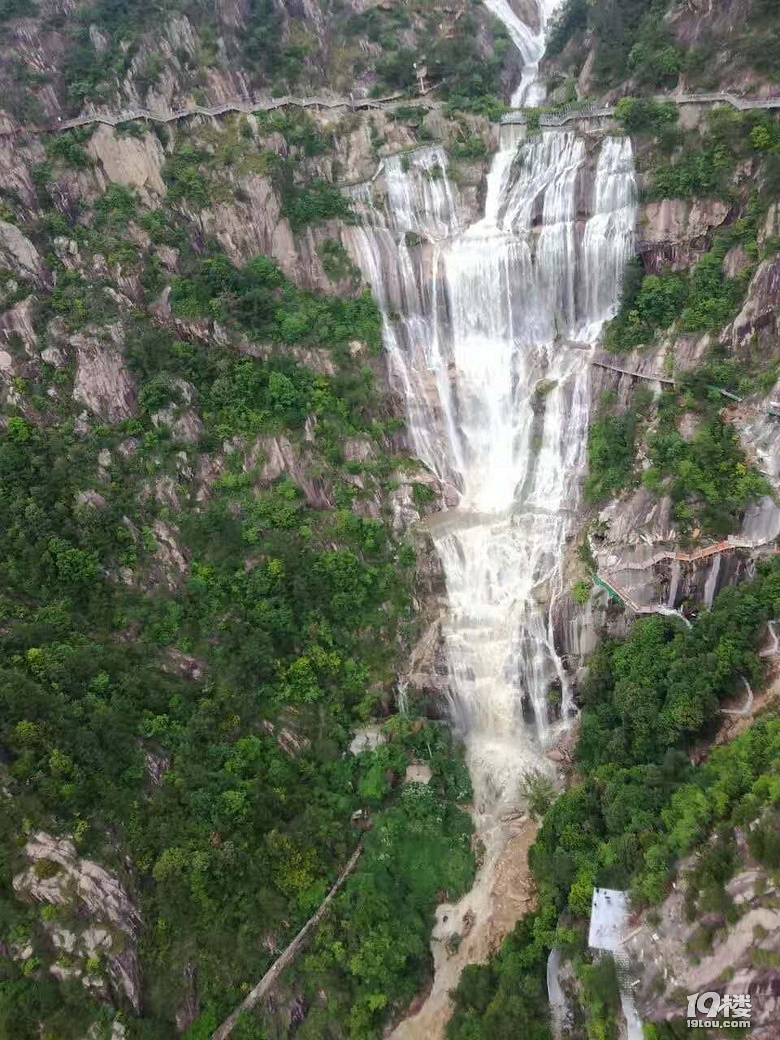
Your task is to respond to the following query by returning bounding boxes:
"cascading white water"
[346,130,635,780]
[484,0,565,106]
[343,126,636,1034]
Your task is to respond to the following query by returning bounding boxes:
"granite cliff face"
[553,101,780,679]
[0,0,517,129]
[544,0,778,102]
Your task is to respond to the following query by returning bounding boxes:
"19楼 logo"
[686,992,752,1028]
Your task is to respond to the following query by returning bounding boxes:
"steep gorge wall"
[553,97,780,683]
[0,91,493,1036]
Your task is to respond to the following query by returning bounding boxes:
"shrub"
[650,148,734,200]
[645,400,769,536]
[33,858,60,880]
[679,245,748,333]
[585,411,637,503]
[6,417,31,443]
[614,97,678,136]
[163,146,211,208]
[170,251,382,353]
[281,180,352,230]
[93,182,137,230]
[139,376,182,413]
[520,769,556,820]
[572,579,592,605]
[317,239,358,282]
[451,134,488,161]
[46,133,93,170]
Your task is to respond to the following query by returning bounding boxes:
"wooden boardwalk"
[612,539,757,572]
[592,362,780,418]
[591,359,675,385]
[593,536,777,623]
[594,574,692,627]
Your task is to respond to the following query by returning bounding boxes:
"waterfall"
[703,553,722,609]
[483,0,565,106]
[345,131,635,783]
[343,127,636,1033]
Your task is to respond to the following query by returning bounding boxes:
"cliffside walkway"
[721,676,755,717]
[591,359,675,386]
[592,361,780,418]
[593,574,691,626]
[608,538,761,573]
[2,89,437,138]
[3,86,778,140]
[211,842,363,1040]
[760,620,780,657]
[594,536,778,624]
[502,91,780,128]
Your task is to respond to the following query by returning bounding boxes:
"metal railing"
[3,85,778,139]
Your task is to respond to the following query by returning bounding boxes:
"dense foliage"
[0,104,476,1037]
[645,108,780,203]
[604,108,780,355]
[289,719,474,1038]
[584,410,638,505]
[348,3,511,117]
[603,265,687,352]
[598,109,779,537]
[586,365,768,538]
[604,233,763,357]
[0,0,526,123]
[170,253,381,356]
[0,340,463,1035]
[449,915,551,1039]
[546,0,778,93]
[642,386,770,537]
[547,0,681,90]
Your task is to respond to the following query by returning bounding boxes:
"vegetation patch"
[170,252,382,354]
[585,403,639,505]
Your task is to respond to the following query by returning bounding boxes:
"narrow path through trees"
[211,842,363,1040]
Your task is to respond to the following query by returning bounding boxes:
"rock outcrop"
[13,831,142,1011]
[0,219,44,281]
[71,327,138,423]
[639,198,731,274]
[87,124,167,195]
[625,856,780,1040]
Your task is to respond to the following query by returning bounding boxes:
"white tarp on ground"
[589,887,631,951]
[588,888,644,1040]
